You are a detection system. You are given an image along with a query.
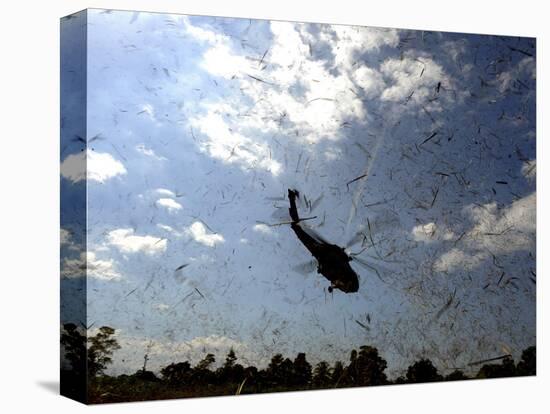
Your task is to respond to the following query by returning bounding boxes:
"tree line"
[60,323,536,403]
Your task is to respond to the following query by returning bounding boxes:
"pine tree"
[313,361,332,387]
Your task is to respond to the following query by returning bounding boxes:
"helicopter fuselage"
[288,189,359,293]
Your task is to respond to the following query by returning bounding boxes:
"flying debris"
[175,263,189,272]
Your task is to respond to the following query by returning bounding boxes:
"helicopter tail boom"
[288,189,300,222]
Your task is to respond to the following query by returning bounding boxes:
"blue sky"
[60,9,536,378]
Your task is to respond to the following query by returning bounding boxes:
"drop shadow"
[36,380,59,395]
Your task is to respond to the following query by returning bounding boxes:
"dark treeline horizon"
[60,323,536,403]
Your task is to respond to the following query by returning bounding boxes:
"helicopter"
[287,188,364,293]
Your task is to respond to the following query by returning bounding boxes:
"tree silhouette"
[266,353,285,386]
[342,349,358,385]
[406,358,443,383]
[292,352,312,387]
[87,326,121,377]
[225,348,237,368]
[280,357,294,386]
[161,361,192,386]
[196,353,215,370]
[193,353,216,385]
[217,348,245,384]
[476,355,516,379]
[60,323,87,401]
[244,365,258,378]
[81,341,537,403]
[61,323,86,375]
[133,369,159,382]
[444,369,468,381]
[331,361,344,386]
[516,346,536,376]
[313,361,332,387]
[355,345,388,386]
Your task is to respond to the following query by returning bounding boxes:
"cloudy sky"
[60,9,536,378]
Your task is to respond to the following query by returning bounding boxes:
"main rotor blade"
[301,224,330,244]
[351,255,390,283]
[265,195,287,202]
[291,259,318,275]
[271,207,290,220]
[365,210,401,235]
[309,193,324,212]
[345,231,365,248]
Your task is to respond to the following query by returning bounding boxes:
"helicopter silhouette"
[287,188,360,293]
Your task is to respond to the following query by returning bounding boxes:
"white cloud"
[180,20,399,184]
[464,192,536,253]
[157,223,182,237]
[109,333,252,375]
[260,23,368,142]
[412,222,454,243]
[61,228,81,252]
[434,193,536,272]
[185,222,224,247]
[60,228,72,245]
[253,223,274,235]
[521,159,536,181]
[60,151,86,183]
[442,39,468,67]
[87,252,123,281]
[500,193,536,234]
[155,188,176,197]
[269,21,310,68]
[183,16,253,79]
[136,144,167,161]
[412,222,436,242]
[138,103,156,120]
[186,19,378,177]
[324,148,342,161]
[106,229,167,254]
[61,150,127,184]
[380,54,451,106]
[88,150,127,183]
[496,56,535,93]
[183,16,226,44]
[186,335,244,350]
[61,251,122,281]
[352,65,385,97]
[60,254,85,279]
[331,25,399,70]
[202,42,252,77]
[190,111,282,175]
[156,198,182,212]
[153,303,170,311]
[434,248,486,272]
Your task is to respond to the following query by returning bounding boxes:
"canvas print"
[60,9,536,404]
